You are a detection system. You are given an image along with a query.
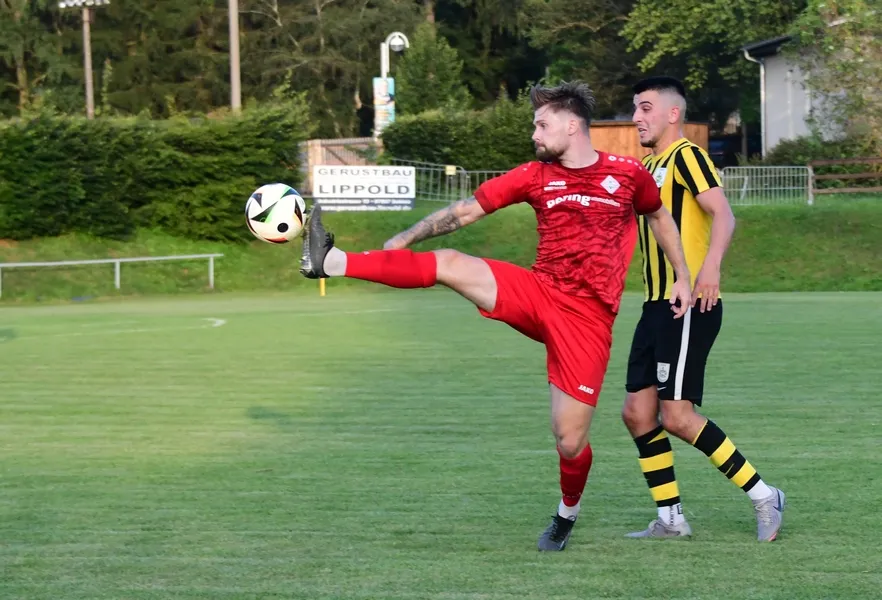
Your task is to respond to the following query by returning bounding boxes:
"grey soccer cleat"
[626,518,693,539]
[299,202,335,279]
[753,486,785,542]
[537,514,577,551]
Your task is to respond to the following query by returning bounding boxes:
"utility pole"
[229,0,241,113]
[58,0,110,119]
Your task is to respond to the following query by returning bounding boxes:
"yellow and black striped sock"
[692,419,762,493]
[634,425,681,508]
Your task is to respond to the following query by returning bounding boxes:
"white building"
[741,35,833,156]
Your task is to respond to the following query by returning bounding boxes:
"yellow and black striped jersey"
[637,138,722,301]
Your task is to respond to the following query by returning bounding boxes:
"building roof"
[742,35,793,59]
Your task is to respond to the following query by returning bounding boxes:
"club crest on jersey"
[657,362,670,383]
[601,175,621,195]
[653,167,668,188]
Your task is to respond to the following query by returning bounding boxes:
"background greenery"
[5,0,876,143]
[0,98,312,241]
[0,199,879,302]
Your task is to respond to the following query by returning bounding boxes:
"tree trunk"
[15,57,29,114]
[424,0,435,23]
[11,9,29,113]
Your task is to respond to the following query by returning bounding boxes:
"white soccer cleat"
[753,486,785,542]
[625,518,693,538]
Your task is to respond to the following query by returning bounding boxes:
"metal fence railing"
[390,159,822,206]
[464,170,508,195]
[389,159,511,202]
[390,158,471,202]
[720,166,813,206]
[0,254,223,299]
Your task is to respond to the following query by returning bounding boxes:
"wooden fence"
[299,121,710,193]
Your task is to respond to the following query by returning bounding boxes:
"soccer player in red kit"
[299,82,693,551]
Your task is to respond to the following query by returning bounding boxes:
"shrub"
[0,98,313,241]
[381,91,535,170]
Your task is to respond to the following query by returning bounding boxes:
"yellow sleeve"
[673,146,722,196]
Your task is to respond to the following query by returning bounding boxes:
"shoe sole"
[300,204,330,278]
[537,534,570,551]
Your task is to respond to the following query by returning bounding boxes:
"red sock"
[559,443,593,507]
[344,250,437,288]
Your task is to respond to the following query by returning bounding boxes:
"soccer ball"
[245,183,307,244]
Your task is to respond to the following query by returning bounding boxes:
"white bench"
[0,254,223,299]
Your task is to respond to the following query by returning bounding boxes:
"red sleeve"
[633,163,662,215]
[474,162,536,214]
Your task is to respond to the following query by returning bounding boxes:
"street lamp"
[380,31,409,79]
[374,31,409,138]
[58,0,110,119]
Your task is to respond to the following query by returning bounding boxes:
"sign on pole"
[373,77,395,137]
[312,165,415,211]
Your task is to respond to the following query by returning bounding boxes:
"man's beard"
[638,132,658,148]
[535,145,563,162]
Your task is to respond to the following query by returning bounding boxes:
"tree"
[789,0,882,151]
[395,22,469,115]
[0,0,555,131]
[239,0,422,137]
[0,0,68,116]
[522,0,638,118]
[436,0,540,104]
[621,0,806,129]
[93,0,230,118]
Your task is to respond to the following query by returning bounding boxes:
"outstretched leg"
[300,203,498,311]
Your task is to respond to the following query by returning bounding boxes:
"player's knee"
[432,248,465,277]
[660,407,694,439]
[555,432,588,459]
[621,392,656,432]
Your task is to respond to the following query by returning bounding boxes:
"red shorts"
[478,259,616,406]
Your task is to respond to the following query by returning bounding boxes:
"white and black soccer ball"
[245,183,307,244]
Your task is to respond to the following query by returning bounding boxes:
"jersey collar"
[652,137,690,162]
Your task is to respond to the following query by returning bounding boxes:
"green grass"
[726,192,882,207]
[0,197,880,302]
[1,290,881,599]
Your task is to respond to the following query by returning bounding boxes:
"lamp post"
[380,31,409,79]
[374,31,409,137]
[228,0,241,113]
[58,0,110,120]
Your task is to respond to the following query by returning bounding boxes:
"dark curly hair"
[529,81,597,127]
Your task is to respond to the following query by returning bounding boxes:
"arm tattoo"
[402,196,476,245]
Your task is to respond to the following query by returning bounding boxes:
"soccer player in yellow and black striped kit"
[622,76,785,541]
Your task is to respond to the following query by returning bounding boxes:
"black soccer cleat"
[299,202,335,279]
[537,514,577,551]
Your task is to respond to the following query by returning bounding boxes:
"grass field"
[1,196,881,302]
[2,289,880,599]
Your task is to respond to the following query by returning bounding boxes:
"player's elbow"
[721,204,736,234]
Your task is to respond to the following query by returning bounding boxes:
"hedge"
[761,134,874,165]
[0,100,313,242]
[380,93,536,170]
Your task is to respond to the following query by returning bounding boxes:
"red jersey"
[474,152,662,313]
